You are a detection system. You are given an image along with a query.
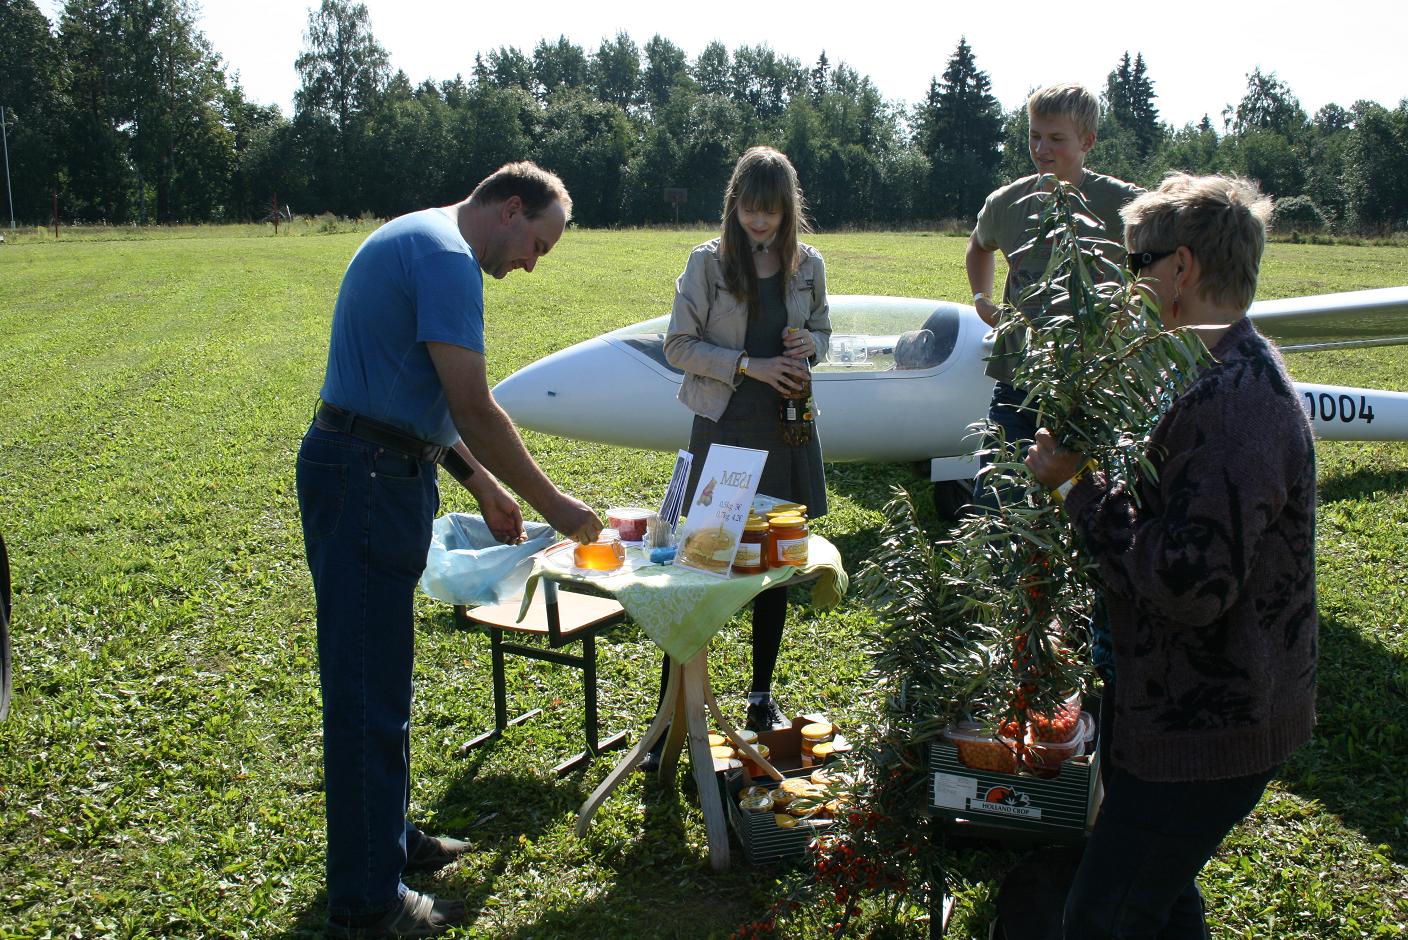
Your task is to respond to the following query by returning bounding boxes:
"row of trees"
[3,0,1407,231]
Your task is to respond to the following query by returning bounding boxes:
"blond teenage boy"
[966,83,1142,509]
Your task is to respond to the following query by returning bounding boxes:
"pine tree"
[810,51,829,101]
[914,37,1003,219]
[1103,52,1134,130]
[1128,53,1161,156]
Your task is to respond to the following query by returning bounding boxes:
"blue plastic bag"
[419,513,556,606]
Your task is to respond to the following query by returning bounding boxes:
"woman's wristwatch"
[737,354,750,375]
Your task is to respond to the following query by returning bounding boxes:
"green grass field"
[1,228,1406,938]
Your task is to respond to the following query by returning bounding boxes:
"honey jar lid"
[710,744,736,760]
[707,733,727,748]
[767,503,806,516]
[736,729,759,745]
[811,741,838,759]
[801,721,835,741]
[738,793,774,812]
[743,516,769,532]
[768,513,807,528]
[779,777,815,796]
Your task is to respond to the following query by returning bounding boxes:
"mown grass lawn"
[1,226,1406,938]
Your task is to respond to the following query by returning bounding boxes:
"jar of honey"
[799,721,834,766]
[573,528,626,571]
[733,514,770,575]
[739,743,771,779]
[766,513,809,568]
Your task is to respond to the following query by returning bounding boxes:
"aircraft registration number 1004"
[1302,392,1375,424]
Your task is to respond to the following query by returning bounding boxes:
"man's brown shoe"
[404,833,470,875]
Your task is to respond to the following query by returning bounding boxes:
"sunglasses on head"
[1128,248,1176,275]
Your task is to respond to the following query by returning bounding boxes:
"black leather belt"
[314,401,448,463]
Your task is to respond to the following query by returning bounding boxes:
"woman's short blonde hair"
[1121,173,1273,311]
[1027,83,1100,140]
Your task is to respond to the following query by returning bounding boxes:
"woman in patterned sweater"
[1026,174,1317,939]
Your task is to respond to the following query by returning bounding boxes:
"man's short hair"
[1027,83,1100,140]
[469,162,573,222]
[1121,173,1273,311]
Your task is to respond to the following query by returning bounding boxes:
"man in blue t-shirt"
[296,162,601,938]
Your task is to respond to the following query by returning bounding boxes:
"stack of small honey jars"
[732,503,810,575]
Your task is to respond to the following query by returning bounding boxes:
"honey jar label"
[734,543,762,567]
[776,537,809,564]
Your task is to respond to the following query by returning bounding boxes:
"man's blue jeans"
[296,424,439,917]
[972,381,1038,512]
[1064,675,1276,938]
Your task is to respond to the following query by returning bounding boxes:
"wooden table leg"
[575,657,682,837]
[703,677,783,782]
[657,659,688,781]
[681,650,730,871]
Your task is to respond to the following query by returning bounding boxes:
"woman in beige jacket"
[642,147,832,770]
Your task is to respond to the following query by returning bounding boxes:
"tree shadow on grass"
[1318,465,1408,503]
[1279,613,1408,861]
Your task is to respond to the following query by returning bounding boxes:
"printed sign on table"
[673,444,768,577]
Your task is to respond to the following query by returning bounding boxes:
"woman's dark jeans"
[297,424,439,917]
[1064,675,1277,939]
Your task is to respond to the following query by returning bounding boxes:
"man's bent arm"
[428,342,599,541]
[965,231,1000,327]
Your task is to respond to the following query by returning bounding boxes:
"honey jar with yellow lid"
[732,515,769,575]
[805,740,839,768]
[738,792,774,814]
[766,513,809,568]
[738,743,772,779]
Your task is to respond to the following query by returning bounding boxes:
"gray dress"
[685,273,828,517]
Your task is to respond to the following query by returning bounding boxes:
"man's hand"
[468,477,525,543]
[546,494,602,544]
[975,295,1001,327]
[1025,429,1088,490]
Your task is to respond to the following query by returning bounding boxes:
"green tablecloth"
[517,535,848,662]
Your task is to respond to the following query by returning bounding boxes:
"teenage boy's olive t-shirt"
[974,168,1143,382]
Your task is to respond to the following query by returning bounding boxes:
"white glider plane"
[494,287,1408,489]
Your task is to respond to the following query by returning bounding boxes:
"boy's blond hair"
[1121,173,1274,311]
[1027,83,1100,140]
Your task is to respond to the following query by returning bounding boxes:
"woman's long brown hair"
[719,146,810,318]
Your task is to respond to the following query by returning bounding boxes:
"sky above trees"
[31,0,1408,127]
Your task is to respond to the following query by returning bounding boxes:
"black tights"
[654,585,788,703]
